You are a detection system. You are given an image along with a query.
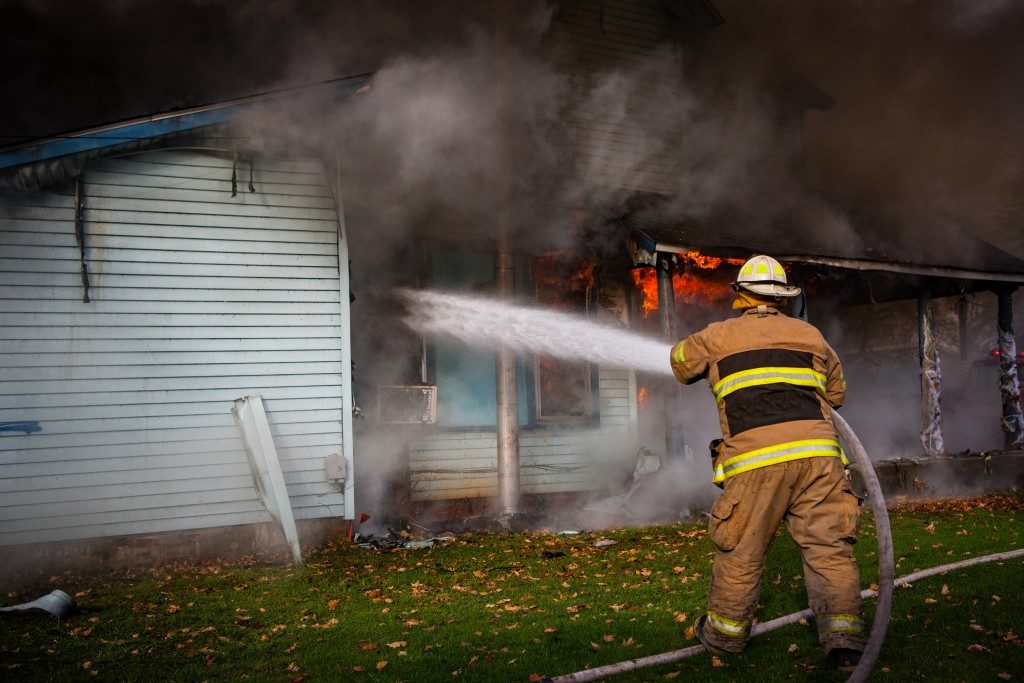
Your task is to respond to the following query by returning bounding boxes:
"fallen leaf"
[674,612,688,623]
[352,666,364,672]
[788,644,798,653]
[468,656,478,666]
[387,641,406,649]
[590,642,601,650]
[328,599,339,610]
[376,661,388,671]
[286,663,299,672]
[167,605,181,614]
[997,673,1011,680]
[685,625,696,640]
[664,672,680,679]
[603,634,615,643]
[940,585,949,596]
[544,627,557,634]
[360,641,377,651]
[711,656,727,668]
[967,644,989,652]
[924,598,938,604]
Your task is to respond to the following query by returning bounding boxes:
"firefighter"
[669,254,865,671]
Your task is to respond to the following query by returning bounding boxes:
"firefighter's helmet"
[732,255,801,297]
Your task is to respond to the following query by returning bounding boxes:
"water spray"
[401,289,1023,680]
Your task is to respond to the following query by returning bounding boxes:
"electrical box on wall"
[325,452,346,482]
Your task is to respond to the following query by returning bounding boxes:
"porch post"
[995,286,1024,448]
[493,1,520,517]
[918,288,944,455]
[657,253,687,460]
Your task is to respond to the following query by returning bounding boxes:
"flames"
[630,251,742,315]
[532,252,596,310]
[685,250,745,270]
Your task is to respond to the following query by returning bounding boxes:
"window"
[531,253,598,424]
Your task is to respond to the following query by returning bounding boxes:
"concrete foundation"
[0,518,345,586]
[851,450,1024,500]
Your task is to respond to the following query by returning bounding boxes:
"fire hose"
[543,409,1024,682]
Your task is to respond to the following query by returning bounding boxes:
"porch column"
[657,253,687,460]
[918,288,945,455]
[995,286,1024,448]
[493,0,520,517]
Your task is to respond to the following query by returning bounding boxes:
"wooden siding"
[553,0,684,196]
[0,151,348,547]
[409,367,639,501]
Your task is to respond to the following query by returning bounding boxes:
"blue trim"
[0,421,41,435]
[0,75,371,171]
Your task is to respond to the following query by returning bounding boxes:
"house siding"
[0,150,349,547]
[554,0,684,196]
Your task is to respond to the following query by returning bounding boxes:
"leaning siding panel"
[0,151,348,547]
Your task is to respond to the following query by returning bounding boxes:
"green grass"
[2,497,1022,682]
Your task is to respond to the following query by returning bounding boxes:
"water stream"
[401,289,676,377]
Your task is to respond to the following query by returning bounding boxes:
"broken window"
[531,253,597,423]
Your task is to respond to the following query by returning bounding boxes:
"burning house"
[1,0,1023,573]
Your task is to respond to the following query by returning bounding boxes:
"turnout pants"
[702,456,867,654]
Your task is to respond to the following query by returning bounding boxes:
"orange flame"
[533,252,596,310]
[631,251,744,315]
[685,250,745,270]
[637,386,649,408]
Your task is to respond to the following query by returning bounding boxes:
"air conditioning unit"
[378,385,438,424]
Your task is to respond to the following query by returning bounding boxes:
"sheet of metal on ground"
[231,394,303,565]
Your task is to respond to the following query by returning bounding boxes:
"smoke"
[708,0,1024,261]
[2,0,1021,525]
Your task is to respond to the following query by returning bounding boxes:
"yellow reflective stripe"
[671,340,686,364]
[712,439,844,484]
[707,611,748,637]
[712,366,826,401]
[823,613,865,635]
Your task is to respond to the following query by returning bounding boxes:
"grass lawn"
[2,495,1022,682]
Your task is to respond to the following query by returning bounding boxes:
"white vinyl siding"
[0,150,349,547]
[409,367,639,501]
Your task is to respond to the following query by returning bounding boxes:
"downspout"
[657,253,686,460]
[995,286,1024,448]
[494,0,520,517]
[918,288,944,455]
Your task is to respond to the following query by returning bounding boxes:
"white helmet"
[733,255,801,297]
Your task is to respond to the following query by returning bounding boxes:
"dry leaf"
[544,627,557,634]
[360,641,377,651]
[664,672,680,679]
[997,673,1011,680]
[376,661,388,671]
[711,656,727,668]
[468,656,478,666]
[685,625,696,640]
[167,605,181,614]
[286,663,299,672]
[967,644,989,652]
[674,612,688,623]
[788,644,798,653]
[387,641,406,649]
[940,585,949,596]
[924,598,938,604]
[328,599,339,610]
[352,666,365,672]
[590,642,601,650]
